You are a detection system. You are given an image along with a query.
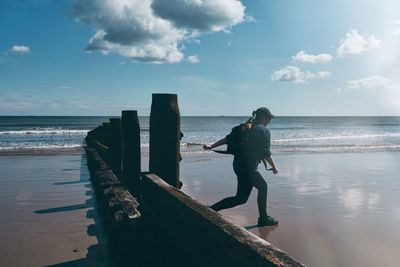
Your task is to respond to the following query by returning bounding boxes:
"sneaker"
[258,215,279,226]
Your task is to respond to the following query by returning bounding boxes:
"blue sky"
[1,0,400,116]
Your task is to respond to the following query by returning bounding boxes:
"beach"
[2,150,399,266]
[1,116,400,266]
[0,151,111,266]
[180,151,400,266]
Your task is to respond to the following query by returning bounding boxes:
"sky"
[1,0,400,116]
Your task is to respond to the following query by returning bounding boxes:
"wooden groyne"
[85,93,305,266]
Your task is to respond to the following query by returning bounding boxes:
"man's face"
[261,115,271,125]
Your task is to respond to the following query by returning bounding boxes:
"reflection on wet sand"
[256,225,279,240]
[180,151,400,267]
[244,224,278,239]
[337,187,381,213]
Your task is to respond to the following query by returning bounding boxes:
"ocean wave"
[0,129,89,135]
[270,127,311,130]
[0,123,96,128]
[0,144,83,151]
[273,133,400,143]
[273,144,400,152]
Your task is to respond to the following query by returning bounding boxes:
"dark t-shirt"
[233,124,271,171]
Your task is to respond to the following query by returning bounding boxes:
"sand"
[2,149,400,266]
[0,152,111,267]
[180,151,400,267]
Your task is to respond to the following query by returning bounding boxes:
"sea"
[1,116,400,154]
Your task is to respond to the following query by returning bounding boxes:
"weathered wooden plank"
[141,173,306,267]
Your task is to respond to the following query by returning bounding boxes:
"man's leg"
[210,174,253,211]
[250,171,268,218]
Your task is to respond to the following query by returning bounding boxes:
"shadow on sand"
[38,152,115,267]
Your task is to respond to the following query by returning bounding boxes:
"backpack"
[225,119,254,155]
[214,118,270,170]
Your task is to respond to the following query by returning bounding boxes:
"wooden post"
[109,118,122,179]
[149,93,181,188]
[101,122,111,147]
[121,110,141,197]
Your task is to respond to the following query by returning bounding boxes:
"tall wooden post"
[149,94,181,188]
[109,118,122,179]
[121,110,141,197]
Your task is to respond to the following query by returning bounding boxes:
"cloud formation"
[317,71,331,78]
[337,29,381,57]
[186,55,199,64]
[151,0,245,33]
[347,75,389,89]
[9,45,30,54]
[72,0,245,63]
[391,20,400,36]
[292,50,332,64]
[271,66,331,84]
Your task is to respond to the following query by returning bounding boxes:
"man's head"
[254,107,275,124]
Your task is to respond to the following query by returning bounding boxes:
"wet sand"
[180,151,400,267]
[0,152,111,266]
[2,149,399,266]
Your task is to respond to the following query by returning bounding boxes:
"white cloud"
[393,29,400,36]
[271,66,306,83]
[337,29,382,57]
[186,55,199,64]
[292,50,332,64]
[9,45,30,54]
[271,66,331,84]
[72,0,245,63]
[245,15,256,23]
[317,71,331,78]
[191,39,201,44]
[347,75,389,89]
[391,20,400,36]
[72,0,185,63]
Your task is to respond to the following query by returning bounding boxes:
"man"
[203,107,279,226]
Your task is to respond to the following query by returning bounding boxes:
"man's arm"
[203,137,227,150]
[265,155,279,174]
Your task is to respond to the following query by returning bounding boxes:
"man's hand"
[203,144,212,150]
[266,155,278,174]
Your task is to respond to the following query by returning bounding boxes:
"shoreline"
[3,146,400,157]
